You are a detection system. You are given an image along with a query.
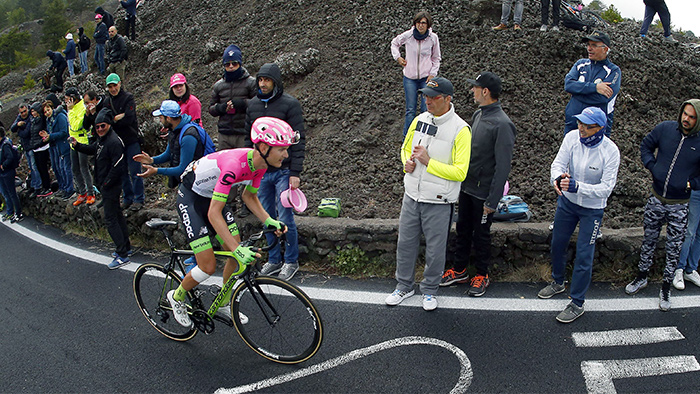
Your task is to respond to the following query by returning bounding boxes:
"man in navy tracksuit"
[564,31,620,136]
[626,99,700,312]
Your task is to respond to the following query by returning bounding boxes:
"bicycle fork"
[240,276,281,326]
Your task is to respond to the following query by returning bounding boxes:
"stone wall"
[21,193,664,281]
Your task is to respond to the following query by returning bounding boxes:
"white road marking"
[5,220,700,311]
[573,327,685,347]
[214,336,472,394]
[581,356,700,394]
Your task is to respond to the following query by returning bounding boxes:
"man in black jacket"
[442,72,516,297]
[76,27,90,74]
[10,104,40,194]
[246,62,306,281]
[209,44,256,150]
[95,6,114,28]
[104,73,144,210]
[46,50,67,90]
[106,26,127,80]
[71,108,131,269]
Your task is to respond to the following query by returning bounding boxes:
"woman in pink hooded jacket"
[391,10,441,136]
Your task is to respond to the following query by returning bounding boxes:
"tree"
[586,0,605,12]
[40,0,71,50]
[601,4,622,24]
[7,7,27,26]
[0,27,32,77]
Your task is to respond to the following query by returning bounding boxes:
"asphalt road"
[2,218,700,393]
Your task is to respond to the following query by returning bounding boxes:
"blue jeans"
[25,149,41,190]
[121,142,144,205]
[258,169,299,265]
[49,146,73,194]
[402,76,427,136]
[501,0,524,25]
[67,59,74,77]
[79,51,88,73]
[550,196,604,307]
[678,190,700,272]
[0,172,21,216]
[95,44,106,74]
[640,1,671,37]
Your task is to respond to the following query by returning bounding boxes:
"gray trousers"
[395,194,453,295]
[501,0,524,25]
[639,195,688,282]
[71,148,94,195]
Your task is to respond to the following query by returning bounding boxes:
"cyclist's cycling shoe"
[167,290,193,328]
[215,305,249,325]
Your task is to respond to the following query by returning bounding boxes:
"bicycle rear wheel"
[232,276,323,364]
[133,263,197,341]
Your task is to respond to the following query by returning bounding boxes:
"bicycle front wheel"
[232,276,323,364]
[133,263,197,341]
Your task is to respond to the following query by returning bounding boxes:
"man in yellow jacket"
[65,87,95,206]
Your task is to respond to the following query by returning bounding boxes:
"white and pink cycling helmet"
[251,117,300,147]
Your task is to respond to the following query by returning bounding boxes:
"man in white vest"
[385,77,472,311]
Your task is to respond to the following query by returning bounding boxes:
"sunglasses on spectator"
[224,61,239,67]
[96,123,109,130]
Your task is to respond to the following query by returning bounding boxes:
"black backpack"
[562,14,598,32]
[2,139,21,170]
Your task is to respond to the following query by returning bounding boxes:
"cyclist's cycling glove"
[264,217,286,231]
[233,245,258,265]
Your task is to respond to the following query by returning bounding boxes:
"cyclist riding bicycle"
[167,116,299,328]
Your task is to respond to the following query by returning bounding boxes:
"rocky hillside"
[2,0,700,228]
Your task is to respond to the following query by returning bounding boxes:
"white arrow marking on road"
[573,326,685,347]
[581,356,700,394]
[214,336,472,394]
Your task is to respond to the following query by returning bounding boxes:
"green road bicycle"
[133,218,323,364]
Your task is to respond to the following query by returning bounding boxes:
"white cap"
[65,33,73,40]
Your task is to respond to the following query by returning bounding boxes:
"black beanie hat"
[31,102,42,113]
[95,108,114,125]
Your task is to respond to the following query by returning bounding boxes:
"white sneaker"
[422,294,438,311]
[673,269,685,290]
[166,290,192,328]
[684,270,700,287]
[540,24,547,32]
[551,26,560,32]
[385,289,415,306]
[260,262,283,275]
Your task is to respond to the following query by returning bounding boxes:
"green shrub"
[22,73,35,91]
[330,246,392,277]
[601,5,622,24]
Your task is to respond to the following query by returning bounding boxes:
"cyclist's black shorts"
[176,184,238,253]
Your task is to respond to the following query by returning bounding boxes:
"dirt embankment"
[2,0,700,228]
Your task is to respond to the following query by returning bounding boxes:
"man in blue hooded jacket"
[46,50,67,90]
[626,99,700,312]
[564,31,621,136]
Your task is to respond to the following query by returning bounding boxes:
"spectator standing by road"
[247,63,306,281]
[564,31,620,136]
[0,127,23,223]
[29,103,52,197]
[639,0,677,43]
[10,104,40,196]
[83,90,106,140]
[386,77,471,311]
[492,0,524,31]
[170,73,202,126]
[71,108,132,270]
[106,26,128,80]
[540,0,561,31]
[63,33,77,78]
[94,14,109,75]
[209,44,256,150]
[626,99,700,311]
[40,100,74,200]
[76,27,91,74]
[673,190,700,291]
[45,50,67,91]
[64,87,95,206]
[441,72,516,297]
[391,10,441,136]
[103,73,144,211]
[120,0,137,40]
[538,107,620,323]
